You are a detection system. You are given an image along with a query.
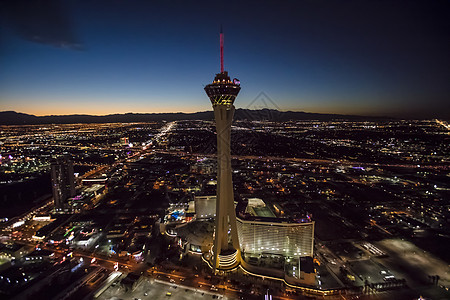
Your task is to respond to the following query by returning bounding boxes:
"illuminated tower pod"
[204,29,241,271]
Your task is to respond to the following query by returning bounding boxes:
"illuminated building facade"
[51,155,76,210]
[237,217,314,258]
[204,28,241,271]
[236,198,314,258]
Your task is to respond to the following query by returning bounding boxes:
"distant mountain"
[0,109,391,125]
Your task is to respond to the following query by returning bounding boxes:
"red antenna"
[220,26,224,73]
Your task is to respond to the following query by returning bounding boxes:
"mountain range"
[0,110,391,125]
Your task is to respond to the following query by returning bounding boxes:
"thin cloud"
[1,0,83,50]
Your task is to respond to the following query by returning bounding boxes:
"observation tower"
[204,28,241,271]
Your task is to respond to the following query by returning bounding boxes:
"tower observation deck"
[204,28,241,271]
[204,71,241,107]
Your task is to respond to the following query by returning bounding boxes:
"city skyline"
[1,0,450,118]
[1,2,450,298]
[2,118,449,299]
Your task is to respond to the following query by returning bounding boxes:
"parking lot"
[97,277,228,300]
[348,259,390,283]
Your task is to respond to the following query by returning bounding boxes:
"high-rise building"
[204,28,241,271]
[237,217,314,258]
[236,198,314,258]
[51,155,76,211]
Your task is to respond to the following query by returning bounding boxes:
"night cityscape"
[1,1,450,300]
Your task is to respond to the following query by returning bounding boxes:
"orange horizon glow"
[0,97,439,118]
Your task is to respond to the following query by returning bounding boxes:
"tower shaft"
[213,105,241,269]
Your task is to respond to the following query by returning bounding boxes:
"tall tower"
[51,155,76,211]
[204,28,241,271]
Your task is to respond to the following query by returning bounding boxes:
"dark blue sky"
[1,0,449,118]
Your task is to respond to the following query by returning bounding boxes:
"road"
[154,150,449,170]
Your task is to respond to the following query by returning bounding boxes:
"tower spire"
[220,25,224,73]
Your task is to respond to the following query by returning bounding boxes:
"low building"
[194,195,216,219]
[23,249,54,264]
[0,243,29,260]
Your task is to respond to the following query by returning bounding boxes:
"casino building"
[237,216,314,258]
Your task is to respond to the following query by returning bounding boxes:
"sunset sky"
[1,0,449,118]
